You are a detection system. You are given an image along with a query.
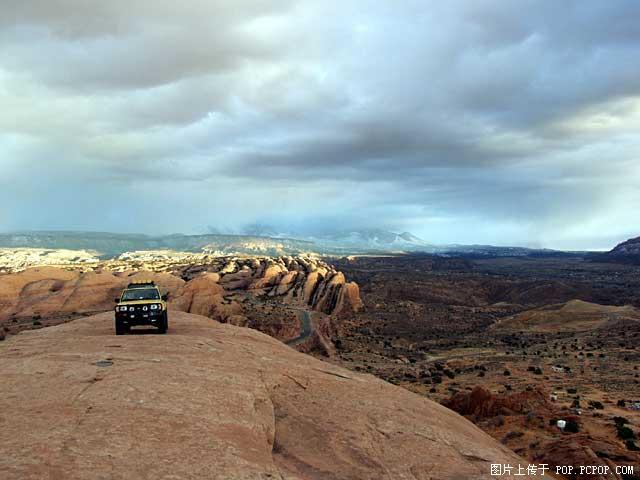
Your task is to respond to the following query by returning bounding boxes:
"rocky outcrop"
[239,256,362,316]
[0,312,544,479]
[443,386,553,419]
[170,273,222,315]
[168,256,362,336]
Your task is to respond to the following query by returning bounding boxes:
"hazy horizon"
[2,1,639,251]
[0,226,627,252]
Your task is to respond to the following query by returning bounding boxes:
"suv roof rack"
[127,281,156,289]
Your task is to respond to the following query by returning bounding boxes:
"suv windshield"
[121,288,160,301]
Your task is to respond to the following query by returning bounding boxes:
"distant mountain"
[0,230,572,259]
[300,229,438,253]
[610,236,640,256]
[0,231,315,258]
[589,236,640,264]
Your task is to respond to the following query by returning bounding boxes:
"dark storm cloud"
[1,0,639,249]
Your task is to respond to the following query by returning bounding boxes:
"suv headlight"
[151,304,160,310]
[117,305,128,312]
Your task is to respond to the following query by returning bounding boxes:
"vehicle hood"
[117,300,165,307]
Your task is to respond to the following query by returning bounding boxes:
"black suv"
[114,281,168,335]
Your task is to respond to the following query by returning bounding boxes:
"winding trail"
[286,309,314,346]
[239,294,315,346]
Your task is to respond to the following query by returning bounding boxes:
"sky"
[1,1,639,250]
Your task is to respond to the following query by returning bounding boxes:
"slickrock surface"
[0,312,540,479]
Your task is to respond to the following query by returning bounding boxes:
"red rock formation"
[538,436,635,480]
[233,256,363,316]
[443,386,553,419]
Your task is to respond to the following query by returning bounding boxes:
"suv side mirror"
[114,298,120,303]
[162,294,169,301]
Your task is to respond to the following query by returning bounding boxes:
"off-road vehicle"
[114,281,168,335]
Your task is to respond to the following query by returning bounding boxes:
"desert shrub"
[501,431,524,444]
[614,416,629,426]
[503,370,511,376]
[477,371,485,377]
[534,367,543,375]
[617,400,627,407]
[617,426,636,440]
[489,415,505,427]
[565,420,580,433]
[567,388,578,394]
[32,320,42,326]
[589,401,604,410]
[625,440,640,451]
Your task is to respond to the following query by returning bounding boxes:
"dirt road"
[285,309,313,346]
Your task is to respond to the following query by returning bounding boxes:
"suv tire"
[158,313,168,334]
[115,320,127,335]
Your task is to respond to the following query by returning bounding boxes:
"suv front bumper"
[115,309,164,327]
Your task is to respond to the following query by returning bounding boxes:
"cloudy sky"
[1,1,639,249]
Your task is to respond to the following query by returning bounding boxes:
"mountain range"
[0,229,632,259]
